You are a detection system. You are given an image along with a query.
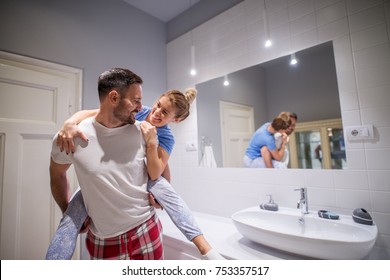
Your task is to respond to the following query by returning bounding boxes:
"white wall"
[166,0,390,259]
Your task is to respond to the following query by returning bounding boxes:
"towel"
[200,146,217,167]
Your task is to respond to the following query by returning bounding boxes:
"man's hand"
[56,122,88,154]
[79,216,91,233]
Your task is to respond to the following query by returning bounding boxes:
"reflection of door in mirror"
[289,119,347,169]
[220,101,254,167]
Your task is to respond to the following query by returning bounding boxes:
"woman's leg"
[148,177,202,241]
[45,189,88,260]
[148,177,224,259]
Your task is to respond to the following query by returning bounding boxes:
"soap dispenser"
[260,195,279,211]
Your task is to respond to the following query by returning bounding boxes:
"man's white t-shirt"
[51,117,154,238]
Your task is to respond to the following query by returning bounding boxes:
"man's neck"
[95,110,126,128]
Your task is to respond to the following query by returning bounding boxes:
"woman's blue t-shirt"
[136,106,175,155]
[245,122,276,159]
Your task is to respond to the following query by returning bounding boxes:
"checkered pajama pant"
[86,214,163,260]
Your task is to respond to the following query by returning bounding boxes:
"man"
[49,68,163,259]
[264,112,298,168]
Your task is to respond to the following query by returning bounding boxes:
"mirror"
[196,41,346,169]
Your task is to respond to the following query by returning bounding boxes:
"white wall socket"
[345,125,374,141]
[185,141,197,152]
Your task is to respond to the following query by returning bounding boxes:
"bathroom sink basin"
[231,206,377,259]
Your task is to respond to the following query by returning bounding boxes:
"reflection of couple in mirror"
[243,112,298,168]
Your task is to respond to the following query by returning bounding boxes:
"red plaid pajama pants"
[86,214,163,260]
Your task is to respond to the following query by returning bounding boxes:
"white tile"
[356,63,390,90]
[246,17,265,39]
[289,0,315,20]
[269,7,289,29]
[333,169,369,189]
[290,12,316,36]
[346,0,384,15]
[304,169,334,188]
[268,23,290,43]
[344,137,364,151]
[348,4,387,33]
[266,0,289,14]
[316,1,347,27]
[368,170,390,191]
[308,187,336,208]
[341,109,362,126]
[359,84,390,109]
[365,126,390,149]
[315,0,343,10]
[243,1,264,25]
[332,35,355,73]
[345,149,367,169]
[215,16,248,41]
[338,89,360,111]
[354,43,390,70]
[372,191,390,213]
[335,189,372,209]
[371,212,390,235]
[366,149,390,170]
[361,106,390,127]
[350,23,388,51]
[290,28,318,50]
[318,18,349,41]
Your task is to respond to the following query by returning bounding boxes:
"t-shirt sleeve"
[156,127,175,155]
[265,134,277,151]
[51,134,72,164]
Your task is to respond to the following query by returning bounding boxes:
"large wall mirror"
[197,41,347,169]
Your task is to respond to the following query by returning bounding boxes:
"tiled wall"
[166,0,390,258]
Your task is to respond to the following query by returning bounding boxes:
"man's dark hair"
[98,68,143,101]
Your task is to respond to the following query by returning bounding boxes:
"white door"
[0,51,82,259]
[220,101,255,167]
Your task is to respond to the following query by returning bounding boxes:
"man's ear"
[108,90,120,105]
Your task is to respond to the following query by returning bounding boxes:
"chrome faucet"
[294,187,309,214]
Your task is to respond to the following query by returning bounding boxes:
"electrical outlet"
[346,125,374,141]
[185,141,197,152]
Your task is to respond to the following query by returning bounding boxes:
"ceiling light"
[223,75,229,86]
[290,53,298,65]
[263,0,272,48]
[190,45,197,76]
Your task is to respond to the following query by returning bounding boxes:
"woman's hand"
[281,132,289,145]
[140,121,158,148]
[56,121,88,154]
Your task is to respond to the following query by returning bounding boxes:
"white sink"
[231,206,378,259]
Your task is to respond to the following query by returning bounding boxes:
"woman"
[46,88,224,260]
[243,112,291,168]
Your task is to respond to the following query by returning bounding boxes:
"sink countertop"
[156,209,307,260]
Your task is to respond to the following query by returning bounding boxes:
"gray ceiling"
[122,0,200,22]
[123,0,245,41]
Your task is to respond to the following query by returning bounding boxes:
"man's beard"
[113,101,136,125]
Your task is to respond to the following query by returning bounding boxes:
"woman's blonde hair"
[159,87,197,121]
